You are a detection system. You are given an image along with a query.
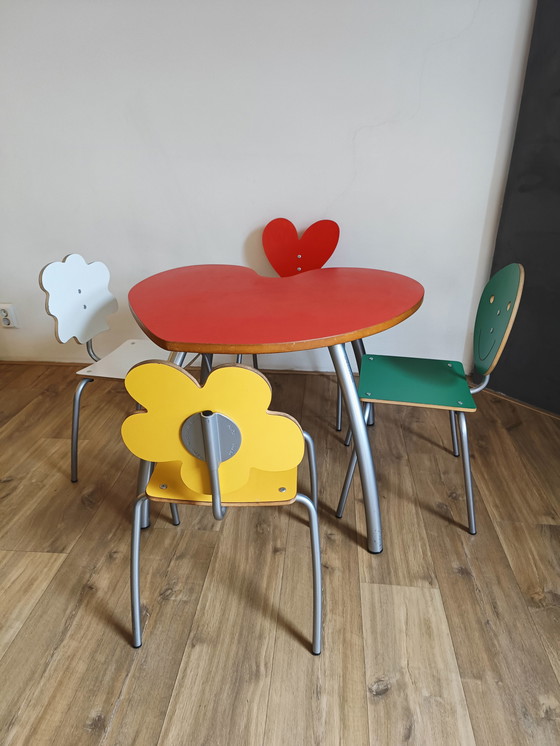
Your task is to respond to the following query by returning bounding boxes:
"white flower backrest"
[40,254,118,344]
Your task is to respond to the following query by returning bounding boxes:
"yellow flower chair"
[122,362,322,654]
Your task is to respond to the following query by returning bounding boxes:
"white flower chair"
[39,254,171,482]
[122,362,322,654]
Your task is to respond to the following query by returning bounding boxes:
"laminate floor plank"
[361,583,475,745]
[157,507,290,746]
[493,519,560,683]
[467,396,559,526]
[265,372,370,746]
[0,549,66,660]
[101,527,218,746]
[352,404,437,587]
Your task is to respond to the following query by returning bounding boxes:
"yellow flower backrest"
[122,362,305,495]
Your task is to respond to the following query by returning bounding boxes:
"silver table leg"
[329,343,382,553]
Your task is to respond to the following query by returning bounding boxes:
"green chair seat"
[358,355,476,412]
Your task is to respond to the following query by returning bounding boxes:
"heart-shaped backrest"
[262,218,340,276]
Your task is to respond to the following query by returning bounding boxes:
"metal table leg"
[351,338,374,426]
[329,343,383,553]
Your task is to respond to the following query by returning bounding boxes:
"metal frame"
[130,408,322,653]
[337,374,492,537]
[142,344,383,554]
[329,344,382,553]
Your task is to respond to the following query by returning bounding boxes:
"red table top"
[128,265,424,354]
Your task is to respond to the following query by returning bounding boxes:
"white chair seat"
[77,339,169,379]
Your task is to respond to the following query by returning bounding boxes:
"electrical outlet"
[0,303,18,328]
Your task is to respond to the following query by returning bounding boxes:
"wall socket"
[0,304,18,328]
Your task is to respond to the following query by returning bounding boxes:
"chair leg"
[337,402,372,517]
[449,410,460,457]
[170,503,181,525]
[295,494,322,655]
[131,495,148,648]
[236,354,243,363]
[136,461,154,529]
[252,354,259,369]
[200,354,213,384]
[457,412,476,535]
[71,377,94,482]
[337,448,357,518]
[302,431,318,509]
[336,385,343,431]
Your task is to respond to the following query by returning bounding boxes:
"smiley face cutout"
[473,264,524,376]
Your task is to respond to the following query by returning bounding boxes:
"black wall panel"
[491,0,560,414]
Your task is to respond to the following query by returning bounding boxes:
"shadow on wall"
[243,226,277,277]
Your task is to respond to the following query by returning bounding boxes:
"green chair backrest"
[473,263,525,377]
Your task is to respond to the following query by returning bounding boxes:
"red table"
[129,264,424,552]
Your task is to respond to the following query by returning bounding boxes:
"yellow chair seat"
[147,460,298,506]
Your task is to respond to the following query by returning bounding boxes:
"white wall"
[0,0,535,371]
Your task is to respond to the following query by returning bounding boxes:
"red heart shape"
[262,218,340,276]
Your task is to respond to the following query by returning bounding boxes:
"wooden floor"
[0,362,559,745]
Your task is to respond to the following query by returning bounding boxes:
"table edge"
[130,297,424,354]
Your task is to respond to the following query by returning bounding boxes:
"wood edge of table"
[130,297,424,355]
[359,397,477,413]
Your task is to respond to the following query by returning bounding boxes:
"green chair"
[338,263,525,534]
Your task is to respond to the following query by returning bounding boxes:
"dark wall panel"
[491,0,560,414]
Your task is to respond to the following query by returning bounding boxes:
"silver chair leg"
[350,339,375,425]
[252,354,259,369]
[71,377,94,482]
[294,494,322,655]
[131,495,148,648]
[449,410,460,457]
[330,344,382,553]
[337,402,372,518]
[457,412,476,534]
[236,354,243,363]
[136,461,154,528]
[200,354,213,384]
[336,385,343,431]
[343,402,370,449]
[337,448,357,518]
[302,431,318,509]
[170,503,181,525]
